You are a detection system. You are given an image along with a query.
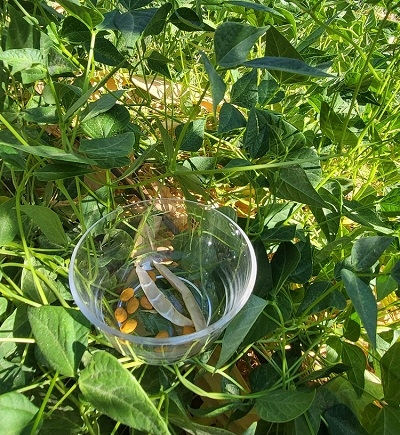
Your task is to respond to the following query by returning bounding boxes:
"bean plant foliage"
[1,0,400,433]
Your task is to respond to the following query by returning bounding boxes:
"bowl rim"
[69,198,257,347]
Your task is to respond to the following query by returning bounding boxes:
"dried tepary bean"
[182,325,196,335]
[120,287,134,301]
[115,307,128,323]
[136,264,193,327]
[155,330,169,338]
[120,319,138,334]
[126,297,140,314]
[140,295,153,310]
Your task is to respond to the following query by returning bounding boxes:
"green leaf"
[320,101,358,147]
[289,236,313,284]
[169,7,213,32]
[176,119,206,151]
[34,163,94,181]
[340,269,377,348]
[93,37,125,66]
[218,103,246,133]
[343,199,392,234]
[0,306,31,360]
[22,106,58,124]
[200,51,226,114]
[60,16,91,44]
[0,392,38,435]
[80,91,125,123]
[214,22,267,68]
[293,399,321,435]
[0,140,97,165]
[251,239,273,298]
[351,236,393,272]
[231,69,258,109]
[0,198,18,245]
[28,306,90,377]
[297,281,346,315]
[0,48,44,74]
[323,404,368,435]
[80,132,135,164]
[47,47,76,76]
[217,295,267,367]
[20,205,68,246]
[81,104,131,138]
[376,274,398,301]
[0,143,26,170]
[380,342,400,405]
[146,50,172,78]
[243,108,270,158]
[79,351,170,433]
[271,241,301,294]
[57,0,104,29]
[380,188,400,217]
[243,57,332,79]
[225,1,284,17]
[143,3,172,36]
[6,4,40,50]
[342,342,366,397]
[256,389,316,423]
[277,165,326,208]
[370,405,400,435]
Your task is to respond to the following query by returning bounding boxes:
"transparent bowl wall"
[69,199,257,364]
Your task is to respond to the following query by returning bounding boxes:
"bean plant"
[1,0,400,434]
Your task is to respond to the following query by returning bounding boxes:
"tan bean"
[120,287,134,301]
[155,330,169,339]
[182,325,195,335]
[115,307,128,323]
[120,319,138,334]
[140,295,153,310]
[147,270,157,282]
[126,297,140,314]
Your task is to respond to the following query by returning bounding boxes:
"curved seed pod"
[153,261,207,331]
[135,264,193,327]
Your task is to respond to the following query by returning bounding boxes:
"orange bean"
[147,270,157,282]
[120,319,138,334]
[140,295,153,310]
[182,325,195,335]
[115,307,128,323]
[155,330,169,339]
[120,287,134,302]
[126,297,139,314]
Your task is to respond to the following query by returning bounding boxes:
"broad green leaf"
[80,91,125,123]
[351,236,393,272]
[20,205,68,246]
[277,165,326,208]
[342,342,366,397]
[297,281,346,315]
[380,342,400,405]
[243,57,332,79]
[243,108,270,158]
[0,392,38,435]
[217,295,267,367]
[183,422,236,434]
[6,4,40,50]
[343,199,392,234]
[120,0,153,9]
[376,274,398,301]
[0,306,31,360]
[79,351,170,433]
[21,258,58,304]
[200,51,226,114]
[258,72,283,105]
[320,101,358,147]
[256,389,316,423]
[225,0,284,17]
[34,163,94,181]
[169,7,213,32]
[260,225,297,243]
[146,50,171,78]
[39,409,83,435]
[143,3,172,36]
[0,143,26,170]
[22,106,58,124]
[370,405,400,435]
[271,241,301,293]
[289,236,313,284]
[80,132,135,162]
[343,316,361,342]
[218,103,247,133]
[251,239,273,298]
[28,306,90,377]
[113,11,141,49]
[57,0,104,29]
[231,69,258,109]
[81,105,131,138]
[250,361,281,393]
[93,37,125,66]
[0,298,7,320]
[0,198,18,245]
[293,398,321,435]
[214,22,267,68]
[323,404,368,435]
[340,269,377,348]
[60,16,91,43]
[0,359,33,394]
[0,48,44,74]
[299,363,350,384]
[176,119,206,151]
[47,47,76,76]
[183,156,215,181]
[380,188,400,216]
[287,147,321,187]
[0,140,97,165]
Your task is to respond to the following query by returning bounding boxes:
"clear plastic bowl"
[69,198,257,364]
